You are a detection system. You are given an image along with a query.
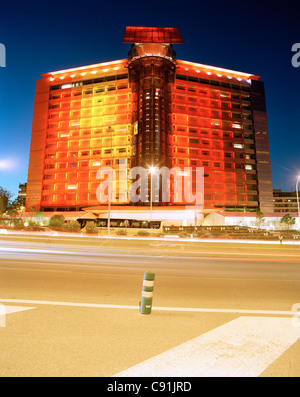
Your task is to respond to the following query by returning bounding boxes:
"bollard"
[140,271,155,315]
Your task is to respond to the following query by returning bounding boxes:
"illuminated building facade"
[26,27,273,215]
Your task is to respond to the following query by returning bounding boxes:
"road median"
[1,232,300,260]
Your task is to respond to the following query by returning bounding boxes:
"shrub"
[280,214,295,230]
[49,215,65,228]
[83,222,99,234]
[28,220,39,228]
[26,220,45,231]
[64,220,81,232]
[116,229,127,236]
[14,219,24,227]
[137,230,150,237]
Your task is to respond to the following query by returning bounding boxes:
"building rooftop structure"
[122,26,183,44]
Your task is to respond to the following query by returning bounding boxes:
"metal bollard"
[140,271,155,315]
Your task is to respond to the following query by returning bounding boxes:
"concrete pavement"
[0,236,299,377]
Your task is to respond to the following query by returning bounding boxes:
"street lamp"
[149,166,156,223]
[296,175,300,229]
[107,126,113,236]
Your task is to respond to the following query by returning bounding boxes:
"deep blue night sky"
[0,0,299,198]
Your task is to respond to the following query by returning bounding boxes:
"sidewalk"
[1,228,300,245]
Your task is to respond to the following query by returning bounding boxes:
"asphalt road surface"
[0,235,299,377]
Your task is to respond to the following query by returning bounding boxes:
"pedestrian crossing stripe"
[113,316,300,377]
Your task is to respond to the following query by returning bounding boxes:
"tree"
[49,215,65,228]
[5,208,19,217]
[7,196,25,214]
[255,210,265,228]
[280,214,295,230]
[0,186,13,215]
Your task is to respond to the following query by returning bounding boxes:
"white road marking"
[1,305,36,315]
[0,298,296,316]
[1,245,300,258]
[0,305,35,327]
[113,316,300,377]
[0,299,139,310]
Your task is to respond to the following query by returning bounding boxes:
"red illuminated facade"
[26,27,273,214]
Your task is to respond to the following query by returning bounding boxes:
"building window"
[190,149,198,155]
[234,143,244,149]
[44,174,54,180]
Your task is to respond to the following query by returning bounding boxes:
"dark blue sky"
[0,0,299,198]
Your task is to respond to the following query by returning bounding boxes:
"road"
[0,235,299,377]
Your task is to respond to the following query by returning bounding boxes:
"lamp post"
[107,126,112,236]
[296,175,300,230]
[149,166,156,223]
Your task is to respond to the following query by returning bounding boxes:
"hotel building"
[25,27,273,223]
